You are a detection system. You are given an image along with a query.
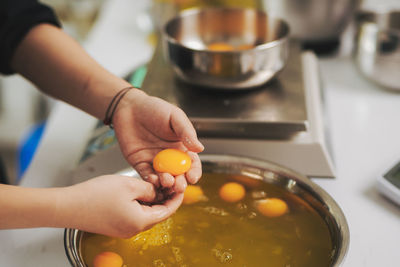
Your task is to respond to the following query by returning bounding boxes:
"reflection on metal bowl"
[64,154,349,267]
[162,8,289,89]
[262,0,361,42]
[355,10,400,90]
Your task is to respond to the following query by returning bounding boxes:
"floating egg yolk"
[219,182,246,202]
[207,42,235,51]
[93,251,123,267]
[257,198,288,217]
[183,185,205,204]
[153,148,191,176]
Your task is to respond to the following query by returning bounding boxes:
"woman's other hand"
[57,175,183,238]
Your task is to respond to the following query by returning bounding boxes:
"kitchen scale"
[141,41,334,178]
[71,42,334,184]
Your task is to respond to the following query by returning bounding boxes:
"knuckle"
[144,181,154,192]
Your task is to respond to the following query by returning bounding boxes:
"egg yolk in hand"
[256,198,288,217]
[93,251,123,267]
[219,182,246,202]
[153,148,191,176]
[183,185,205,204]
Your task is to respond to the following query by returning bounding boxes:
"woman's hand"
[112,89,204,193]
[57,175,183,238]
[10,23,203,193]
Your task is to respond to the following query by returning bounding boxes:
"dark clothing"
[0,0,60,74]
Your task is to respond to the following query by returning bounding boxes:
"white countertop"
[1,0,400,266]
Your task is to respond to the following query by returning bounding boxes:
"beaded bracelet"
[103,86,134,128]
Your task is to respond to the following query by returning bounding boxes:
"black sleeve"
[0,0,61,75]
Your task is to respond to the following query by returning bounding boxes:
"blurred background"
[0,0,105,184]
[0,0,399,185]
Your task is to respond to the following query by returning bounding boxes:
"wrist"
[116,87,147,111]
[52,185,85,230]
[104,87,147,128]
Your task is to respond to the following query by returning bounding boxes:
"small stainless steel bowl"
[355,10,400,90]
[65,154,349,267]
[162,8,290,89]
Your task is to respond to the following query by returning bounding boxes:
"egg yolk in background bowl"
[82,173,334,267]
[219,182,246,202]
[183,185,206,204]
[207,42,235,51]
[93,251,123,267]
[257,198,288,217]
[207,42,255,51]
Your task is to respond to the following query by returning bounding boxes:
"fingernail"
[153,208,169,219]
[198,142,205,150]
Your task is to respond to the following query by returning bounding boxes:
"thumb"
[170,108,204,152]
[131,179,157,203]
[141,193,184,224]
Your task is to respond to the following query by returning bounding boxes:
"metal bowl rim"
[162,7,290,53]
[64,153,349,266]
[199,154,349,267]
[357,9,400,32]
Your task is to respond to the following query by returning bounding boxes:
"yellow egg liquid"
[81,173,333,267]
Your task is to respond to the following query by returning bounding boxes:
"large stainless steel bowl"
[65,154,349,267]
[162,8,290,89]
[262,0,361,42]
[354,9,400,90]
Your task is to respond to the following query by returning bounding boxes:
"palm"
[112,92,203,190]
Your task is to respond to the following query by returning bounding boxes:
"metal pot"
[162,7,290,89]
[262,0,361,42]
[354,9,400,90]
[64,154,349,267]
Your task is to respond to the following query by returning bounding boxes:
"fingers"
[185,151,202,184]
[157,151,200,191]
[158,173,187,193]
[130,179,157,203]
[141,193,184,224]
[159,173,174,188]
[134,161,155,178]
[134,162,160,187]
[173,174,187,193]
[131,151,201,191]
[154,151,201,192]
[143,174,159,188]
[170,108,204,153]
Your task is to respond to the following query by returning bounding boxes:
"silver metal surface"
[64,154,349,267]
[64,228,86,267]
[263,0,361,42]
[162,7,290,89]
[355,10,400,90]
[142,41,307,139]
